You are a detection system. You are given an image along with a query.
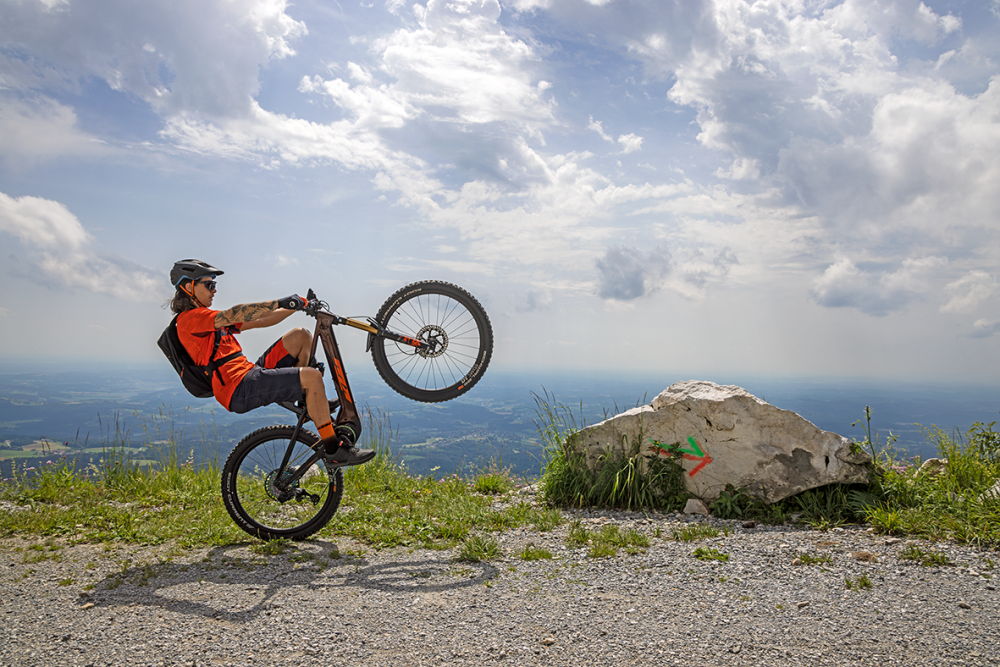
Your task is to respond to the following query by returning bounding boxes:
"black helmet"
[170,259,224,286]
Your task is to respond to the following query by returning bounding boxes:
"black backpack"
[157,316,242,398]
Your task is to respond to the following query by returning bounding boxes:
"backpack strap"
[205,326,244,386]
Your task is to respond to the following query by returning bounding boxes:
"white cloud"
[810,256,947,316]
[636,0,1000,247]
[507,288,553,315]
[596,245,672,301]
[589,116,614,142]
[0,192,90,249]
[617,133,643,154]
[5,0,996,320]
[369,0,552,129]
[942,271,998,314]
[0,0,305,119]
[0,96,108,164]
[0,191,162,302]
[714,157,760,181]
[971,319,1000,339]
[273,255,299,267]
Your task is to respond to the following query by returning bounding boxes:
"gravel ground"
[1,507,998,667]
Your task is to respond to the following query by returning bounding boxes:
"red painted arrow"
[679,436,713,477]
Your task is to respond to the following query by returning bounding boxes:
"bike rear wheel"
[221,425,343,541]
[372,281,493,403]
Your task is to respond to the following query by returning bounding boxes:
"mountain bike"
[220,281,493,541]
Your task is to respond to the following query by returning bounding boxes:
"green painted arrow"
[678,436,706,457]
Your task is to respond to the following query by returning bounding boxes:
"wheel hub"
[264,467,299,502]
[416,324,448,358]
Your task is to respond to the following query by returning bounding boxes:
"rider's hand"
[277,294,306,311]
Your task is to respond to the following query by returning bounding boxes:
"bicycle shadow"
[85,540,497,624]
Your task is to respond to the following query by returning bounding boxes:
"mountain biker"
[167,259,373,468]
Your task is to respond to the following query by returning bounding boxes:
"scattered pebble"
[2,513,998,667]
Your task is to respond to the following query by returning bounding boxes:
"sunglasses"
[195,279,217,291]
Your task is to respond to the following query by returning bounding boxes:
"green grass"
[564,521,649,558]
[692,546,729,562]
[457,535,500,562]
[4,400,999,554]
[796,552,833,566]
[671,523,728,542]
[845,573,873,590]
[900,544,954,567]
[0,406,556,550]
[533,390,689,511]
[536,398,1000,549]
[519,543,553,561]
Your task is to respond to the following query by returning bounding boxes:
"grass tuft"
[533,390,688,511]
[519,543,553,561]
[458,535,500,562]
[692,546,729,562]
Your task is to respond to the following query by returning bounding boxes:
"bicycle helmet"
[170,259,224,286]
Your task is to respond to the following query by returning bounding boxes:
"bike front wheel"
[221,425,343,541]
[372,281,493,403]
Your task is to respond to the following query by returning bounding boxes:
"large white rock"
[570,380,870,503]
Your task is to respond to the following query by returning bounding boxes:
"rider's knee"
[299,366,323,391]
[284,327,311,351]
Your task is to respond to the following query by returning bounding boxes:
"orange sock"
[317,421,336,441]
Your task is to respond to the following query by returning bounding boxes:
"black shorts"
[227,338,302,414]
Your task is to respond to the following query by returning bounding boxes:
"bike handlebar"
[303,288,328,317]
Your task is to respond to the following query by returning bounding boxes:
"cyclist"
[167,259,373,468]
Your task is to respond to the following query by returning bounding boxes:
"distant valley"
[2,364,998,480]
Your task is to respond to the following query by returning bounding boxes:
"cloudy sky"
[1,0,998,382]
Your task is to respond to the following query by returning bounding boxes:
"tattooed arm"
[240,308,296,331]
[214,301,281,329]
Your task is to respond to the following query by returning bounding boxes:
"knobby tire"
[371,280,493,403]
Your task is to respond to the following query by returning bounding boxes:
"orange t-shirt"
[176,308,255,410]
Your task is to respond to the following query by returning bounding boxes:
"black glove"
[277,294,306,311]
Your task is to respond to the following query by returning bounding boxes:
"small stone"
[885,538,902,545]
[741,521,756,529]
[792,558,802,566]
[683,499,710,516]
[541,637,556,646]
[730,645,742,654]
[797,601,810,609]
[958,602,972,610]
[80,603,95,610]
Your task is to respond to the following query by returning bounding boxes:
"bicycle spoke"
[372,281,492,402]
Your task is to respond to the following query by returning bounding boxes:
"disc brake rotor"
[416,324,448,358]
